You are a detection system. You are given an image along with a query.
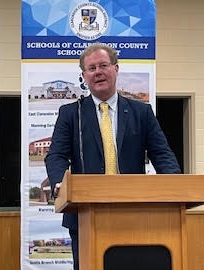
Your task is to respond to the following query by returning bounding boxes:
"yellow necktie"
[100,102,117,174]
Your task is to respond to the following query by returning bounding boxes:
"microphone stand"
[78,97,85,173]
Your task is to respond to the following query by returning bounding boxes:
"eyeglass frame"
[83,62,115,73]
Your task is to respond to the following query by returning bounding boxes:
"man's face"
[82,49,119,101]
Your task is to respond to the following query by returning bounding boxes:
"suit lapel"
[117,95,129,156]
[81,96,104,155]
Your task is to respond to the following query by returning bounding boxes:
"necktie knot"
[100,102,109,114]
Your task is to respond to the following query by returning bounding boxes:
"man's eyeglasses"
[84,62,113,73]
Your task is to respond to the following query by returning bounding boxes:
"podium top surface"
[55,172,204,213]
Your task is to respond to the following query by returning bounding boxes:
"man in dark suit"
[45,43,181,270]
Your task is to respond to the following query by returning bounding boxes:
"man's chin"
[92,89,111,100]
[95,88,108,94]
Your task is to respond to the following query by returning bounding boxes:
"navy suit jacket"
[45,94,181,229]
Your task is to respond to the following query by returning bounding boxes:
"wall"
[0,212,20,270]
[186,211,204,270]
[156,0,204,174]
[0,0,20,94]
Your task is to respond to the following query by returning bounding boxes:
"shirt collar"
[92,92,118,112]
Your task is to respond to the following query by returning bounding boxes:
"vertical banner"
[21,1,156,269]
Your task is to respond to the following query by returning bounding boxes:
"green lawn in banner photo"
[29,155,46,161]
[29,252,72,259]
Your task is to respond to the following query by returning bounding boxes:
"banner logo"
[70,3,108,40]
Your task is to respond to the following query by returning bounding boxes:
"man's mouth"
[95,79,106,84]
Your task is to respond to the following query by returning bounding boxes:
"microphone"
[77,96,85,173]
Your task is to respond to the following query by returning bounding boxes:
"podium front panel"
[78,203,187,270]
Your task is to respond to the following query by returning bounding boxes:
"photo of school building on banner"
[21,1,156,270]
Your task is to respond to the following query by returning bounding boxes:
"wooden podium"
[55,171,204,270]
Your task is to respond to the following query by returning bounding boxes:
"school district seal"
[70,2,108,40]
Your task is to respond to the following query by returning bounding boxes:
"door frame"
[156,92,195,174]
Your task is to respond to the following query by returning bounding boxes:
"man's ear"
[115,63,119,73]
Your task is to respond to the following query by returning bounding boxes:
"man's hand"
[53,182,61,198]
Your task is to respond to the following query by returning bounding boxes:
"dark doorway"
[0,96,21,207]
[156,97,184,173]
